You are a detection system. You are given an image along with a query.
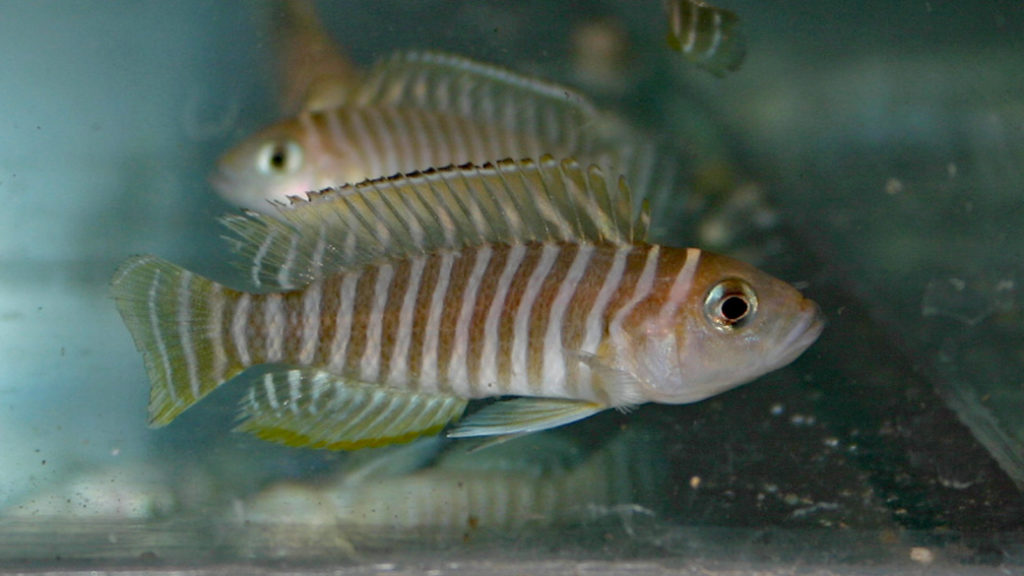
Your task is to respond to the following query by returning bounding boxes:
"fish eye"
[257,139,303,175]
[704,279,757,331]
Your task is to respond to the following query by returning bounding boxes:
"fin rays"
[448,397,607,438]
[226,158,647,291]
[111,255,245,426]
[236,368,468,450]
[350,51,599,123]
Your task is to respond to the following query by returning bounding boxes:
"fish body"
[216,106,570,212]
[215,52,659,214]
[665,0,747,77]
[113,158,822,450]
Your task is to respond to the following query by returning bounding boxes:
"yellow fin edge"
[242,424,449,451]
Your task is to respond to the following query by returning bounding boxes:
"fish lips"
[768,298,825,371]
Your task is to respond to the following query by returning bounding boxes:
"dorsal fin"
[350,51,675,223]
[349,51,598,120]
[349,52,617,175]
[222,157,646,290]
[270,0,359,114]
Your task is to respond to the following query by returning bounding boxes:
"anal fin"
[447,397,606,439]
[237,368,467,450]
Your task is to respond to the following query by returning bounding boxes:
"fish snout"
[777,297,825,365]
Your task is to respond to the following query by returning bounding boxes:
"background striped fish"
[112,157,822,450]
[665,0,747,77]
[214,52,664,216]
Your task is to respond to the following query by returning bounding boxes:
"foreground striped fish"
[665,0,747,77]
[214,52,658,213]
[112,157,822,449]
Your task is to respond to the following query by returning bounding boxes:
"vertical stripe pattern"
[232,243,697,405]
[387,256,427,385]
[309,108,560,189]
[207,284,228,383]
[478,244,526,391]
[298,281,323,364]
[231,293,253,366]
[540,244,594,396]
[263,294,286,362]
[665,0,745,76]
[359,264,395,381]
[447,245,493,395]
[126,242,703,424]
[509,244,560,395]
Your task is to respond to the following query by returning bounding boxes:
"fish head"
[212,119,323,213]
[628,249,824,405]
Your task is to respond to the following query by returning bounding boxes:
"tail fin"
[111,255,246,426]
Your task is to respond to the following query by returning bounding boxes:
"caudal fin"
[111,255,246,426]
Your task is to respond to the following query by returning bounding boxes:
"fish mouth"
[772,299,825,367]
[209,167,253,208]
[208,168,234,196]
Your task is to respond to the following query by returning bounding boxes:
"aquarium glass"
[1,1,1022,574]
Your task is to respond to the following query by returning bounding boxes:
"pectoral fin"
[447,397,606,438]
[236,368,467,450]
[567,349,646,408]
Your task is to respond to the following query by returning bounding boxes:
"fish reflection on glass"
[214,51,658,213]
[112,157,823,450]
[665,0,746,77]
[244,428,664,534]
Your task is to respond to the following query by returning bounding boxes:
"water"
[1,1,1022,572]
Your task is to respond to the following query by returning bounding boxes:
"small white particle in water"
[110,448,120,457]
[770,403,785,416]
[884,178,904,195]
[790,414,817,427]
[689,476,702,489]
[823,437,839,448]
[698,218,731,248]
[910,546,934,564]
[946,162,957,178]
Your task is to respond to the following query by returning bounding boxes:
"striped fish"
[665,0,747,77]
[214,51,661,214]
[112,157,822,450]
